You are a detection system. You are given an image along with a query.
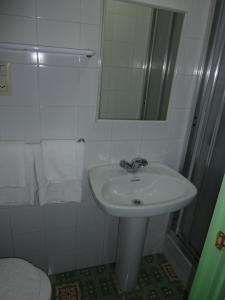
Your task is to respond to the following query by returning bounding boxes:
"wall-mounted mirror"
[98,0,184,120]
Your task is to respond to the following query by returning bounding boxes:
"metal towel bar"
[0,138,86,144]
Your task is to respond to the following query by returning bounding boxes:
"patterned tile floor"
[50,254,187,300]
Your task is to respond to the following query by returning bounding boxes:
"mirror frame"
[96,0,190,122]
[118,0,191,12]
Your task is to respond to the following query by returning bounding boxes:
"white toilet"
[0,258,51,300]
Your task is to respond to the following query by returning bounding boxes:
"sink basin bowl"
[89,163,197,218]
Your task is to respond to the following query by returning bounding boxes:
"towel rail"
[0,43,96,58]
[0,138,86,144]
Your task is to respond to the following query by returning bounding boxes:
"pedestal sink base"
[116,217,149,291]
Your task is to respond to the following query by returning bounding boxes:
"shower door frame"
[170,0,225,264]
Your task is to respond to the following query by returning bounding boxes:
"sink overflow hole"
[132,199,142,205]
[130,178,141,182]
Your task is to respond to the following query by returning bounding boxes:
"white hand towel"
[39,181,82,205]
[41,140,83,182]
[35,141,84,205]
[0,142,26,188]
[0,144,35,206]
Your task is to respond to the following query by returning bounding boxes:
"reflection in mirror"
[98,0,184,121]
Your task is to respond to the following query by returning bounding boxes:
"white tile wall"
[144,214,170,255]
[84,141,111,167]
[176,37,203,76]
[37,0,81,22]
[0,0,212,274]
[0,15,36,44]
[80,24,100,50]
[79,68,99,105]
[78,106,112,141]
[0,106,40,142]
[39,66,80,106]
[111,140,141,163]
[48,250,77,274]
[1,0,36,17]
[0,209,13,257]
[111,121,143,141]
[43,203,78,230]
[13,231,47,271]
[10,206,44,234]
[40,106,77,139]
[81,0,102,25]
[0,64,38,106]
[170,109,192,139]
[170,74,196,109]
[102,216,119,264]
[183,0,212,38]
[37,19,81,48]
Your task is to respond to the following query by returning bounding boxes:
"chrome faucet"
[119,157,148,173]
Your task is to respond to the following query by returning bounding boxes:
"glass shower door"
[180,96,225,256]
[174,0,225,259]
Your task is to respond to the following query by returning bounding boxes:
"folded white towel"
[0,145,35,206]
[38,181,82,205]
[0,142,26,188]
[35,141,84,205]
[41,140,83,182]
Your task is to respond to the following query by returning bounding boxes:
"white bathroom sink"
[89,162,197,291]
[88,163,197,217]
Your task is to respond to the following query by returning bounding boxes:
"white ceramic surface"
[89,162,197,291]
[88,163,197,218]
[116,217,149,291]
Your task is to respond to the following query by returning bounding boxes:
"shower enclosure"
[171,0,225,263]
[141,9,183,120]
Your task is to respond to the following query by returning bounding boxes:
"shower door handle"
[215,231,225,250]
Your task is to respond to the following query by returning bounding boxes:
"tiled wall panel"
[0,0,211,274]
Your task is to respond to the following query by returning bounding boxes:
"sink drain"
[132,199,143,205]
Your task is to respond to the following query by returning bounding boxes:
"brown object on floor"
[161,262,179,282]
[55,282,80,300]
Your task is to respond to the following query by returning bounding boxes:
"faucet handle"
[131,157,148,166]
[119,159,132,169]
[119,158,148,173]
[119,160,127,168]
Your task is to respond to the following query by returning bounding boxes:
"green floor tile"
[50,254,186,300]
